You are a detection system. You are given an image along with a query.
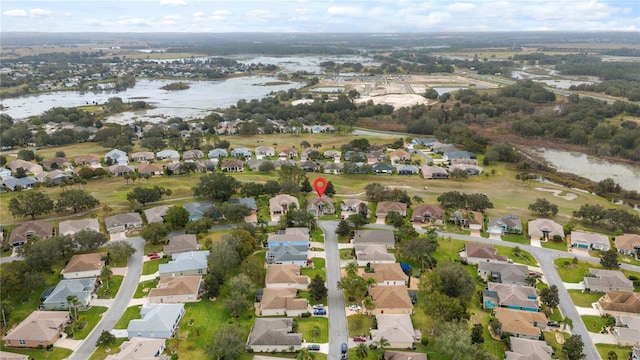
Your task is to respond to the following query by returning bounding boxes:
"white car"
[348,305,361,311]
[312,304,324,309]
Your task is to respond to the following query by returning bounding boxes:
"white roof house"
[58,219,100,236]
[127,303,185,339]
[105,149,128,165]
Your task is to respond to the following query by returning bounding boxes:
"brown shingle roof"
[368,286,413,310]
[465,243,508,262]
[4,311,69,343]
[615,233,640,254]
[148,276,202,298]
[376,201,407,216]
[163,234,199,254]
[8,221,53,245]
[495,308,547,337]
[600,291,640,314]
[61,253,105,275]
[362,263,408,283]
[265,264,309,286]
[261,288,308,311]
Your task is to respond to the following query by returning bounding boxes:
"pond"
[532,148,640,192]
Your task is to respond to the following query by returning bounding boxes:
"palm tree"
[297,347,316,360]
[363,295,375,316]
[376,336,390,360]
[560,316,573,331]
[345,261,359,277]
[355,342,369,360]
[101,266,113,291]
[66,295,79,321]
[412,195,424,204]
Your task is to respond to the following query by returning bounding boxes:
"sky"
[1,0,639,33]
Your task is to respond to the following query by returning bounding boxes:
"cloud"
[247,9,276,20]
[212,10,231,16]
[117,17,147,26]
[3,8,55,18]
[3,9,28,17]
[29,8,55,17]
[160,0,187,6]
[164,14,182,20]
[446,3,475,12]
[327,6,363,16]
[296,8,314,15]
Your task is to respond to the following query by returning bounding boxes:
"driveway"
[318,221,348,360]
[68,236,145,360]
[576,306,600,316]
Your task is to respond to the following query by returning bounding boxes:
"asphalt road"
[319,220,348,360]
[68,236,145,360]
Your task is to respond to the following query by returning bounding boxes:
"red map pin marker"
[313,177,328,197]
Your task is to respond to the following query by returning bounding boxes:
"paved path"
[318,220,348,360]
[68,237,145,360]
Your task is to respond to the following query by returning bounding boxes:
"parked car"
[308,344,320,351]
[312,304,324,309]
[341,343,348,354]
[348,305,361,311]
[147,252,161,260]
[353,335,367,342]
[313,308,327,316]
[547,321,560,328]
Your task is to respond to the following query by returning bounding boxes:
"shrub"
[421,337,429,346]
[300,312,311,318]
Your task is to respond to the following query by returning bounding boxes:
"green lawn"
[553,258,599,283]
[297,316,329,343]
[541,240,568,252]
[97,275,123,299]
[115,306,142,329]
[432,238,465,263]
[299,290,327,308]
[347,314,375,337]
[595,344,633,360]
[310,228,325,243]
[543,331,568,360]
[495,245,538,266]
[89,338,128,360]
[142,257,170,275]
[134,279,159,299]
[568,290,603,307]
[340,248,354,260]
[582,315,612,333]
[0,345,73,360]
[72,306,108,339]
[301,257,326,281]
[502,233,529,245]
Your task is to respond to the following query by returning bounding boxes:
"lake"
[0,77,304,123]
[532,148,640,192]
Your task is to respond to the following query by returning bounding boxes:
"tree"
[141,137,166,152]
[17,149,35,161]
[573,204,606,224]
[348,89,361,103]
[309,274,328,301]
[600,248,620,269]
[434,262,475,302]
[107,241,136,266]
[355,342,368,360]
[101,266,113,291]
[219,203,252,223]
[607,351,618,360]
[224,274,255,317]
[563,334,585,360]
[264,180,281,196]
[301,177,312,193]
[489,318,502,336]
[400,232,439,268]
[421,289,467,322]
[8,191,55,219]
[279,165,306,188]
[193,173,240,201]
[449,168,470,180]
[540,285,560,308]
[17,237,59,272]
[336,219,353,237]
[242,182,265,197]
[127,187,162,205]
[185,217,214,234]
[385,211,405,228]
[206,323,245,360]
[471,323,484,344]
[297,347,316,360]
[345,261,359,277]
[363,295,375,316]
[96,330,116,347]
[300,140,311,148]
[57,189,99,213]
[325,181,336,196]
[337,275,369,302]
[528,198,559,217]
[164,206,190,229]
[435,321,498,360]
[203,269,224,298]
[67,295,79,321]
[141,223,171,244]
[258,161,275,172]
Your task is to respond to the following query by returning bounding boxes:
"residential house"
[363,263,408,286]
[0,167,12,179]
[144,205,170,224]
[443,150,476,162]
[8,220,53,246]
[156,150,180,161]
[105,337,166,360]
[449,163,483,176]
[138,163,164,176]
[323,150,341,160]
[598,291,640,316]
[61,253,105,279]
[460,243,509,265]
[395,164,419,175]
[273,159,296,170]
[373,162,394,174]
[267,228,309,247]
[265,264,310,289]
[278,148,298,160]
[247,318,302,353]
[353,229,395,249]
[166,162,185,175]
[528,219,564,241]
[183,201,214,221]
[322,162,344,174]
[615,233,640,258]
[368,285,413,315]
[307,195,335,216]
[267,244,308,267]
[148,276,202,304]
[487,214,523,235]
[411,137,436,147]
[131,152,155,162]
[2,176,37,191]
[354,244,396,267]
[613,315,640,346]
[299,148,314,162]
[105,149,128,165]
[41,278,97,310]
[58,218,100,236]
[3,311,69,348]
[259,287,309,316]
[420,165,449,179]
[220,159,244,172]
[8,159,43,175]
[384,351,427,360]
[41,157,71,171]
[0,351,28,360]
[344,151,366,162]
[159,251,209,278]
[228,197,258,214]
[390,149,411,164]
[483,282,539,312]
[183,150,204,161]
[109,164,134,177]
[163,234,200,255]
[231,147,252,159]
[105,213,143,233]
[269,194,299,217]
[571,231,610,251]
[208,148,228,159]
[411,204,444,224]
[127,303,185,339]
[197,159,217,172]
[34,170,73,185]
[430,142,458,153]
[477,263,529,286]
[375,201,407,219]
[370,314,419,349]
[299,160,319,172]
[506,337,553,360]
[584,269,635,293]
[255,146,275,158]
[340,198,367,214]
[247,159,270,171]
[74,154,101,167]
[494,308,547,340]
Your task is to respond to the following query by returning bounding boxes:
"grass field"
[141,257,169,275]
[568,290,603,307]
[595,344,634,360]
[297,316,329,343]
[0,345,73,360]
[97,275,123,299]
[544,331,569,360]
[541,239,569,252]
[495,245,538,266]
[347,314,375,337]
[114,305,141,329]
[582,315,611,333]
[553,258,598,283]
[89,338,127,360]
[72,306,108,339]
[301,257,326,281]
[134,279,158,298]
[502,233,530,245]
